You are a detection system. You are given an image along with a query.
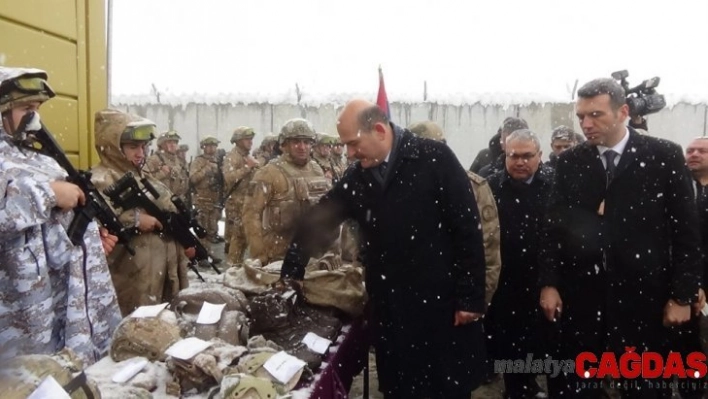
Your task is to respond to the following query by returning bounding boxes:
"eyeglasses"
[121,123,156,142]
[506,152,539,161]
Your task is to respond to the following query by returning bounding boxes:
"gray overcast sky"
[110,0,708,104]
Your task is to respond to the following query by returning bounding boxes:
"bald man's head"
[337,99,392,168]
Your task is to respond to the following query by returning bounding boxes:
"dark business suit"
[539,128,703,398]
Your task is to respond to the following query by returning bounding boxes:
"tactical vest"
[262,159,331,234]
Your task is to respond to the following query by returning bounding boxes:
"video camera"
[611,70,666,117]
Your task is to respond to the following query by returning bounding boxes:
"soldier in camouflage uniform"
[253,133,279,165]
[409,120,501,303]
[145,130,190,203]
[223,126,260,264]
[311,133,338,181]
[190,136,223,263]
[91,109,191,316]
[329,136,348,181]
[0,67,121,364]
[243,118,332,265]
[178,143,190,163]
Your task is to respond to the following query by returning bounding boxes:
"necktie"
[378,161,388,180]
[604,150,618,185]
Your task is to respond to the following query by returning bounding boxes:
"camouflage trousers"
[194,198,220,255]
[107,234,185,317]
[227,218,248,264]
[224,201,237,246]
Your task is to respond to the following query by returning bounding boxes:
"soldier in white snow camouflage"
[0,66,121,365]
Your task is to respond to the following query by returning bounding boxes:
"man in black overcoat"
[281,99,488,399]
[486,129,554,398]
[539,78,703,398]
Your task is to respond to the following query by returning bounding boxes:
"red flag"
[376,66,391,119]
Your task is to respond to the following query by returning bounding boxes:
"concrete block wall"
[113,101,708,169]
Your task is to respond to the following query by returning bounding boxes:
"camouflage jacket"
[91,109,189,317]
[0,133,121,365]
[189,154,221,202]
[144,150,190,197]
[468,171,501,304]
[243,154,330,264]
[312,153,335,180]
[222,145,258,212]
[330,154,347,181]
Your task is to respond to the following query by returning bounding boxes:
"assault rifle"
[18,112,136,255]
[215,148,227,210]
[103,172,222,281]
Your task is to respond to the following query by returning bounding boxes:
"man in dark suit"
[280,99,487,399]
[539,78,703,398]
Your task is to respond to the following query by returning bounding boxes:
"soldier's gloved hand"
[99,227,118,255]
[137,214,163,233]
[50,181,86,211]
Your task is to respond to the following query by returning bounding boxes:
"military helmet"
[157,130,181,146]
[120,120,157,143]
[200,135,220,147]
[316,133,340,146]
[279,118,316,144]
[231,126,256,143]
[260,133,278,146]
[0,67,56,113]
[178,143,189,152]
[408,121,445,142]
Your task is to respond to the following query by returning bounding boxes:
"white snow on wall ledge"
[112,91,708,109]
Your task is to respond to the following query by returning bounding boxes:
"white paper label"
[196,302,226,325]
[130,303,168,318]
[112,357,149,383]
[28,376,71,399]
[263,351,306,384]
[701,303,708,317]
[301,332,332,354]
[165,337,212,360]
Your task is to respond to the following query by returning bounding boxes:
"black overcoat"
[486,166,553,360]
[283,127,487,397]
[539,128,702,355]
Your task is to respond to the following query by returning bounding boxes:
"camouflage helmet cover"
[260,132,279,146]
[231,126,256,143]
[408,121,444,142]
[316,133,340,145]
[0,67,55,113]
[157,130,181,146]
[178,144,189,152]
[279,118,316,144]
[200,135,220,147]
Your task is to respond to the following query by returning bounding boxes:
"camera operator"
[612,70,665,132]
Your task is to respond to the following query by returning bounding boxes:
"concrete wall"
[112,101,708,169]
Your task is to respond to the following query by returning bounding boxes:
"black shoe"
[215,235,225,243]
[211,256,223,264]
